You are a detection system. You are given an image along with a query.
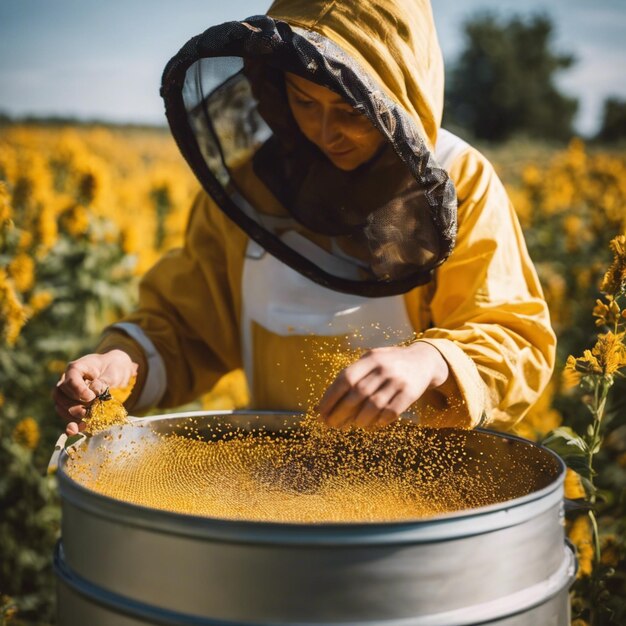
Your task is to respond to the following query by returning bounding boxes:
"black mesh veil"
[161,16,457,297]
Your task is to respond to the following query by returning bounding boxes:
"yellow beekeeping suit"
[97,0,555,432]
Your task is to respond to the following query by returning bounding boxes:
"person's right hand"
[54,350,138,436]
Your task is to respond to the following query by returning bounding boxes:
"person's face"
[285,72,384,171]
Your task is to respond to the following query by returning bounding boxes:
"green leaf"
[543,427,592,478]
[564,455,593,478]
[64,433,86,450]
[543,426,589,454]
[580,475,597,496]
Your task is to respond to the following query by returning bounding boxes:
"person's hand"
[54,350,138,436]
[317,342,449,430]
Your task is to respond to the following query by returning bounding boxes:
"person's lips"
[327,146,354,157]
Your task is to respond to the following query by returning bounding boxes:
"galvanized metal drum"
[52,410,576,625]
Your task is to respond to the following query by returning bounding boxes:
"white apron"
[240,130,468,406]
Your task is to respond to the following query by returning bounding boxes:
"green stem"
[586,378,611,626]
[589,509,601,571]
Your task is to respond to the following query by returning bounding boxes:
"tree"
[444,13,578,142]
[596,97,626,143]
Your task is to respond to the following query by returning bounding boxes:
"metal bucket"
[52,410,576,625]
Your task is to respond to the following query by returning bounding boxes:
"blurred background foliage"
[444,13,578,142]
[1,11,625,626]
[443,12,626,145]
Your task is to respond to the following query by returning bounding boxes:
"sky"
[0,0,625,136]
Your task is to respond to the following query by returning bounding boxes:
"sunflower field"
[1,124,625,625]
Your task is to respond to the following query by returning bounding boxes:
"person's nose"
[320,109,344,150]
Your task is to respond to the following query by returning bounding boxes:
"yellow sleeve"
[416,147,556,431]
[96,190,247,411]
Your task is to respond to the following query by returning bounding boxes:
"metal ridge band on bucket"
[54,411,576,625]
[55,542,576,625]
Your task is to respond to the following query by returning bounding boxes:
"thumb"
[88,378,110,397]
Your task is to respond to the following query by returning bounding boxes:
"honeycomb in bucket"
[64,413,556,523]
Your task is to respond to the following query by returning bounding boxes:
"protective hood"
[160,0,456,297]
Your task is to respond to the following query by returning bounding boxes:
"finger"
[54,384,89,409]
[383,389,416,423]
[89,378,109,396]
[55,402,86,424]
[56,400,87,422]
[317,376,351,420]
[325,397,362,428]
[324,371,385,428]
[66,421,86,436]
[54,392,88,422]
[353,381,397,429]
[373,406,401,430]
[329,381,386,429]
[318,356,380,419]
[63,361,99,402]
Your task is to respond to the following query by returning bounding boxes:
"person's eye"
[295,99,315,108]
[340,108,364,118]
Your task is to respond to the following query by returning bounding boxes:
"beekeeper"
[55,0,555,434]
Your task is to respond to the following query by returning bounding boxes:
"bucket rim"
[56,410,566,545]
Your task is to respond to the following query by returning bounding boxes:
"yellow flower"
[600,534,621,568]
[565,137,587,171]
[568,514,594,577]
[0,268,28,345]
[521,164,542,188]
[29,290,53,313]
[567,333,626,378]
[566,351,602,376]
[561,364,581,391]
[574,267,592,291]
[0,141,19,182]
[78,172,98,205]
[7,252,35,293]
[47,359,66,374]
[0,594,18,623]
[592,295,621,327]
[18,230,33,251]
[0,181,12,224]
[512,380,561,440]
[120,223,140,255]
[35,204,58,252]
[0,392,4,408]
[591,331,626,376]
[564,468,586,500]
[563,215,582,236]
[74,155,109,207]
[601,234,626,295]
[60,204,90,238]
[12,416,40,450]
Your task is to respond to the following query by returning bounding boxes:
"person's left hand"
[317,341,449,430]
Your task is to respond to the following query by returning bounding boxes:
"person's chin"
[326,149,360,171]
